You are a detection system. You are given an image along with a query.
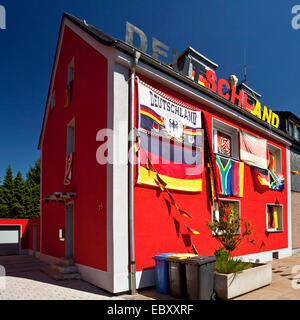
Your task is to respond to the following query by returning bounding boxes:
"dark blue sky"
[0,0,299,179]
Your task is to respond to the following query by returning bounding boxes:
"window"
[288,121,294,137]
[67,59,74,103]
[266,204,283,232]
[213,199,241,233]
[67,119,75,155]
[295,126,300,142]
[50,91,55,110]
[212,118,239,159]
[267,144,282,173]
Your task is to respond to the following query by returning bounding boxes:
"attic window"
[50,92,55,110]
[65,59,74,106]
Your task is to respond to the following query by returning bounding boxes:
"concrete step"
[50,264,78,274]
[59,258,74,266]
[40,266,81,281]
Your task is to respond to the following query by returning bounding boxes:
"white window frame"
[212,118,239,160]
[267,143,282,173]
[66,118,75,156]
[68,58,74,85]
[50,91,55,110]
[266,204,283,233]
[212,198,241,234]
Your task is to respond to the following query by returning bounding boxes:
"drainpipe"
[129,50,140,295]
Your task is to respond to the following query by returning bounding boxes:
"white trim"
[212,117,239,159]
[267,143,282,173]
[76,262,112,293]
[266,203,284,232]
[238,247,292,263]
[287,147,292,251]
[116,51,291,147]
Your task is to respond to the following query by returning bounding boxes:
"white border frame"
[266,203,284,233]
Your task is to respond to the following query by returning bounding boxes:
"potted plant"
[207,202,272,300]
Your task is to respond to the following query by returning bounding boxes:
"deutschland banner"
[138,80,202,147]
[137,131,204,192]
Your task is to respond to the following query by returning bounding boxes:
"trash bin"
[166,254,198,298]
[184,256,216,300]
[152,253,178,294]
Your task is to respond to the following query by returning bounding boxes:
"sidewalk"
[131,253,300,300]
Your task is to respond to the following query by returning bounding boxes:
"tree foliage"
[0,159,40,219]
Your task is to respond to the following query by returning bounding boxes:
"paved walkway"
[0,254,300,300]
[0,255,122,300]
[234,254,300,300]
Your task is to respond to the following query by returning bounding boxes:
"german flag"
[137,132,204,192]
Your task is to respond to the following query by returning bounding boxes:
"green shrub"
[215,253,252,274]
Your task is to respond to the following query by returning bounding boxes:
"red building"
[37,13,292,293]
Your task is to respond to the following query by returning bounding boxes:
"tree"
[24,159,40,218]
[12,171,26,218]
[1,165,14,217]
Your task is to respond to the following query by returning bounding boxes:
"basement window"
[266,204,283,232]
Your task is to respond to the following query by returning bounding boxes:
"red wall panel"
[41,26,108,270]
[134,74,288,272]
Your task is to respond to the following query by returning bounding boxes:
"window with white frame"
[67,118,75,156]
[212,118,239,159]
[266,204,283,232]
[213,199,241,233]
[50,91,55,110]
[295,126,300,142]
[267,144,282,173]
[67,59,74,103]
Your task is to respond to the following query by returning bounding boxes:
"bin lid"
[184,256,216,266]
[152,253,179,261]
[166,253,198,261]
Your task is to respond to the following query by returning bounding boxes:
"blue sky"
[0,0,299,180]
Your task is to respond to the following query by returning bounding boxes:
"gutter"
[128,50,141,295]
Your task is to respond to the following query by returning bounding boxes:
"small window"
[213,199,241,233]
[267,144,282,173]
[295,126,300,142]
[266,204,283,232]
[288,121,294,137]
[67,119,75,155]
[67,59,74,103]
[50,92,55,110]
[213,119,239,159]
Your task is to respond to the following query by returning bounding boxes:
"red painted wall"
[27,217,40,252]
[0,219,30,249]
[41,26,108,271]
[134,74,288,272]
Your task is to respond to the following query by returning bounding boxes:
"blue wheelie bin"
[152,253,178,294]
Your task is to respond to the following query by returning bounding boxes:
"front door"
[65,203,74,259]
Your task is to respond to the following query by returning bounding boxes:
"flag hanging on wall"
[240,130,268,169]
[215,156,232,196]
[268,206,279,229]
[137,131,204,192]
[269,170,285,191]
[64,152,73,185]
[231,160,244,197]
[138,80,202,147]
[215,155,244,197]
[137,79,204,192]
[251,166,270,192]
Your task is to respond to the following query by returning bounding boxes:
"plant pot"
[214,263,272,300]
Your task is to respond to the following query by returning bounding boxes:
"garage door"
[0,226,20,256]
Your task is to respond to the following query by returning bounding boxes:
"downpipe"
[129,50,141,295]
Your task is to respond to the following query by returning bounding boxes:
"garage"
[0,226,21,256]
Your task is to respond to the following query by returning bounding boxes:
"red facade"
[37,14,291,293]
